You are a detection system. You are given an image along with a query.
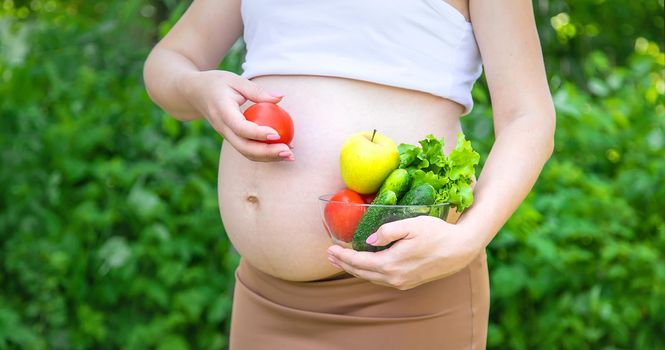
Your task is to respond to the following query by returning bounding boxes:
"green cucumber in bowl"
[398,184,449,220]
[377,168,411,201]
[352,190,397,251]
[397,183,436,206]
[374,183,439,251]
[388,183,438,222]
[352,184,439,252]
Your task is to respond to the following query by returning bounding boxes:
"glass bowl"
[318,194,450,252]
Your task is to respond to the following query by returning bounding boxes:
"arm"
[457,0,555,247]
[328,0,555,289]
[143,0,244,120]
[143,0,294,162]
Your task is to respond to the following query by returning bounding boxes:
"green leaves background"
[1,0,664,349]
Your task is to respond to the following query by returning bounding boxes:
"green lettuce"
[397,133,479,210]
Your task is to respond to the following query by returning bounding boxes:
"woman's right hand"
[179,70,294,162]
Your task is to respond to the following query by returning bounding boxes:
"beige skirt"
[229,250,490,350]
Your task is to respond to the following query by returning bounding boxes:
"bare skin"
[143,0,555,285]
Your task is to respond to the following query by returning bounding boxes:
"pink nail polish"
[270,91,285,98]
[278,151,292,158]
[366,233,378,244]
[267,134,280,141]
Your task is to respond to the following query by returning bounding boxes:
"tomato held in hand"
[243,102,294,144]
[324,189,367,243]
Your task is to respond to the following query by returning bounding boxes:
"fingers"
[367,219,415,247]
[229,75,284,103]
[190,71,293,162]
[220,99,280,141]
[207,99,294,162]
[327,246,409,289]
[327,246,384,272]
[222,127,294,162]
[329,256,390,287]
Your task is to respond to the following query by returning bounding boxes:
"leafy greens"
[397,133,480,210]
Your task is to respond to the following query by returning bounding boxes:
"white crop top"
[240,0,483,114]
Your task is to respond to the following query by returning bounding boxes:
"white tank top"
[240,0,483,114]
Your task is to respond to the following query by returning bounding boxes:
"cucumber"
[396,183,448,219]
[352,184,438,252]
[390,183,438,227]
[377,168,411,200]
[398,183,436,205]
[352,190,397,251]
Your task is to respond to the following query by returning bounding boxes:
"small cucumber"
[352,190,397,251]
[391,183,439,225]
[398,183,436,205]
[377,168,411,201]
[397,183,449,219]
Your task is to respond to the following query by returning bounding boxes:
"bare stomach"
[218,75,465,281]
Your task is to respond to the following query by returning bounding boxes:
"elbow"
[528,98,557,161]
[142,50,159,106]
[498,103,556,161]
[546,130,555,161]
[142,49,198,122]
[543,130,555,163]
[544,102,556,161]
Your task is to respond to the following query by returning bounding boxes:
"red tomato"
[324,189,366,243]
[243,102,294,144]
[361,192,377,204]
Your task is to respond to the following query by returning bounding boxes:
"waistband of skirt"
[237,258,370,299]
[234,256,476,318]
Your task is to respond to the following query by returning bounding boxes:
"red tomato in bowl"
[324,189,366,243]
[361,192,377,204]
[243,102,294,144]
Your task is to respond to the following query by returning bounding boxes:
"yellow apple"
[340,130,399,194]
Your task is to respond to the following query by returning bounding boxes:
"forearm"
[143,46,204,121]
[458,113,555,248]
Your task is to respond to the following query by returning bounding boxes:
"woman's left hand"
[327,215,483,290]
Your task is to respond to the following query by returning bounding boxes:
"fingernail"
[270,91,285,98]
[278,151,292,158]
[288,144,294,149]
[366,233,378,244]
[267,134,280,141]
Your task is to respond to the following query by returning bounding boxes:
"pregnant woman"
[143,0,555,349]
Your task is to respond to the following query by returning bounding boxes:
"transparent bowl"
[318,194,450,252]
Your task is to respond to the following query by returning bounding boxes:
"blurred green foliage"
[1,0,664,349]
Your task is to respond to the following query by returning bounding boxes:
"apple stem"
[371,129,377,142]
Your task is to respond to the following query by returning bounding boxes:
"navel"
[245,193,259,204]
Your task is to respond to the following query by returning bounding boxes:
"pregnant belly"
[218,75,465,281]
